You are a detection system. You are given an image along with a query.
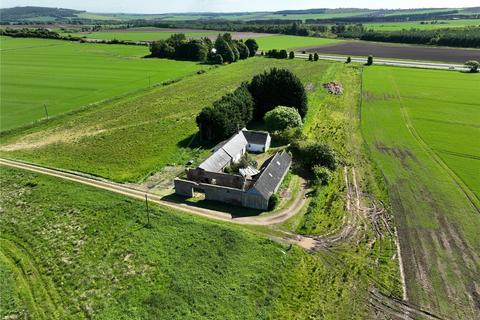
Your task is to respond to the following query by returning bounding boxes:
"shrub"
[313,53,319,61]
[268,193,280,211]
[346,56,352,63]
[244,39,259,57]
[312,166,332,185]
[465,60,479,73]
[289,141,337,171]
[265,49,288,59]
[249,68,308,119]
[273,127,305,145]
[197,83,254,141]
[366,55,373,65]
[308,54,313,61]
[289,51,295,59]
[264,106,302,132]
[213,54,223,64]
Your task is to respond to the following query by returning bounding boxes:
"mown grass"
[256,35,341,51]
[0,36,205,130]
[1,166,380,319]
[361,65,480,318]
[0,58,332,183]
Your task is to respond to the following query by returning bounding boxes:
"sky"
[1,0,478,13]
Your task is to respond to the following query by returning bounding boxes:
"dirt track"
[298,41,480,63]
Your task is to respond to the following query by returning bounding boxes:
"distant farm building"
[174,129,290,210]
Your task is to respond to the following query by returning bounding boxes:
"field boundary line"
[389,73,480,213]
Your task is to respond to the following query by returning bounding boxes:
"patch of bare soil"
[298,41,480,63]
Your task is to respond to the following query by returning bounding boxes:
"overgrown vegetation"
[264,106,302,132]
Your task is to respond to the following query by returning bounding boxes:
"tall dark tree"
[248,68,308,119]
[244,39,259,57]
[215,35,235,63]
[150,40,175,58]
[235,41,250,59]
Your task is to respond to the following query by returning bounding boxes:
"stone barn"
[174,129,291,210]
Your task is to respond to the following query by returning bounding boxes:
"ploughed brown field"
[299,41,480,63]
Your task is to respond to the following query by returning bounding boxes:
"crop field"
[61,29,219,41]
[0,37,205,131]
[256,35,341,51]
[362,66,480,318]
[300,41,480,63]
[365,19,480,31]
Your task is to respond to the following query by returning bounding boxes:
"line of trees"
[149,33,258,63]
[197,68,308,141]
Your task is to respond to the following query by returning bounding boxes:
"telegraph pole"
[145,194,151,228]
[43,104,49,119]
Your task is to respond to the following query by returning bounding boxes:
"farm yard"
[362,66,480,319]
[0,36,205,130]
[299,41,480,63]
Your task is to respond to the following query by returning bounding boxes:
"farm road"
[293,53,471,71]
[0,158,307,226]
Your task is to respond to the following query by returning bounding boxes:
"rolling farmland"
[361,66,480,318]
[0,37,204,130]
[256,35,341,51]
[0,58,332,182]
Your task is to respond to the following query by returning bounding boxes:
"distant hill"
[0,6,477,23]
[0,6,84,22]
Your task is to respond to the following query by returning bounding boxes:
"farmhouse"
[174,129,291,210]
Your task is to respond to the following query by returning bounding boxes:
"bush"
[289,51,295,59]
[289,141,337,171]
[268,193,280,211]
[249,68,308,119]
[244,39,259,57]
[273,127,305,145]
[366,55,373,65]
[312,166,332,185]
[265,49,288,59]
[197,83,254,141]
[346,56,352,63]
[264,106,302,132]
[175,40,208,61]
[313,53,319,61]
[308,54,313,61]
[213,54,223,64]
[465,60,479,73]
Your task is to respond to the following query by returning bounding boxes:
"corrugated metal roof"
[199,149,231,172]
[249,151,292,200]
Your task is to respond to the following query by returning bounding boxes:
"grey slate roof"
[199,148,231,172]
[222,132,248,158]
[249,151,292,200]
[242,130,270,145]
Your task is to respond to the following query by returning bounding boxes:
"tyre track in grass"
[388,71,480,318]
[0,238,64,319]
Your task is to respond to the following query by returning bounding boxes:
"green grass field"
[365,19,480,31]
[0,58,336,183]
[361,66,480,318]
[61,30,219,41]
[0,163,395,319]
[0,37,205,131]
[256,35,340,51]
